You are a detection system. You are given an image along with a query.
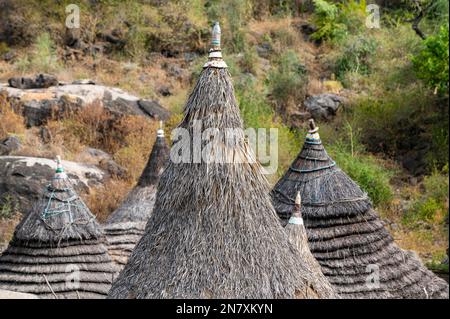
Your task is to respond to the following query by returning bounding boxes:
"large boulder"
[0,156,108,214]
[304,93,344,120]
[0,80,171,127]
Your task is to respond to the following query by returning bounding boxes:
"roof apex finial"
[157,121,164,137]
[55,155,64,173]
[308,119,319,133]
[211,21,221,48]
[204,22,227,69]
[289,191,303,225]
[295,191,301,206]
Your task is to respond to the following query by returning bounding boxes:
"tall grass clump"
[404,166,449,224]
[311,0,366,42]
[267,50,308,109]
[29,33,61,73]
[327,136,395,207]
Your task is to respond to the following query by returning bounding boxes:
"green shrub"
[311,0,366,42]
[311,0,347,42]
[412,25,449,95]
[30,32,60,73]
[335,36,377,81]
[267,50,308,107]
[327,141,394,207]
[404,169,449,224]
[0,195,18,220]
[240,46,258,74]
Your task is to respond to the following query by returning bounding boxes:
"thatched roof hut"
[108,23,336,299]
[272,120,449,299]
[103,125,169,267]
[0,157,118,299]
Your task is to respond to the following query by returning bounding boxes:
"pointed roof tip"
[308,119,319,133]
[55,155,64,173]
[295,191,302,206]
[289,192,303,225]
[157,121,165,138]
[204,21,227,69]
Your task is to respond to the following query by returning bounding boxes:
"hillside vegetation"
[0,0,448,268]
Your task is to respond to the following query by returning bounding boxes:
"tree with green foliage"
[412,24,449,95]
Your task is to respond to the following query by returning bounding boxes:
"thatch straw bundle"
[272,120,449,299]
[108,23,336,299]
[103,127,169,267]
[0,157,118,299]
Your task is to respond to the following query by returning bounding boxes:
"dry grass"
[81,178,133,223]
[0,214,21,245]
[0,92,26,139]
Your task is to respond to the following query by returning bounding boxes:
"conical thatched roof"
[0,157,118,299]
[272,120,449,299]
[103,126,169,266]
[286,192,336,295]
[108,23,337,299]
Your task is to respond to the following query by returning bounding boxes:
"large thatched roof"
[103,127,169,266]
[0,157,118,299]
[272,120,449,299]
[108,23,336,299]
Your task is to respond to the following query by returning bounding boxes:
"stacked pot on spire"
[0,156,118,299]
[108,23,336,299]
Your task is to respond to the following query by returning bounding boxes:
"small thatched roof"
[285,192,336,295]
[272,120,449,299]
[108,23,337,299]
[0,157,118,299]
[103,126,169,266]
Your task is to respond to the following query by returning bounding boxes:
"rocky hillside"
[0,0,448,273]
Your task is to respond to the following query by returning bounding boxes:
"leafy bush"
[404,168,449,224]
[32,33,60,72]
[240,46,258,74]
[311,0,366,42]
[267,50,308,107]
[335,36,377,80]
[328,141,394,207]
[311,0,347,41]
[0,195,18,220]
[412,25,449,95]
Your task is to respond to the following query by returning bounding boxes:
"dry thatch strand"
[272,120,449,299]
[108,24,337,299]
[0,157,118,299]
[102,129,169,267]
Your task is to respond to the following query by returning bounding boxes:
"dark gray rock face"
[0,136,21,155]
[0,156,107,214]
[137,100,171,121]
[304,93,344,120]
[8,74,58,89]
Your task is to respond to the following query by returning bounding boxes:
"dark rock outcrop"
[0,156,107,214]
[8,74,58,90]
[304,93,344,120]
[0,136,21,155]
